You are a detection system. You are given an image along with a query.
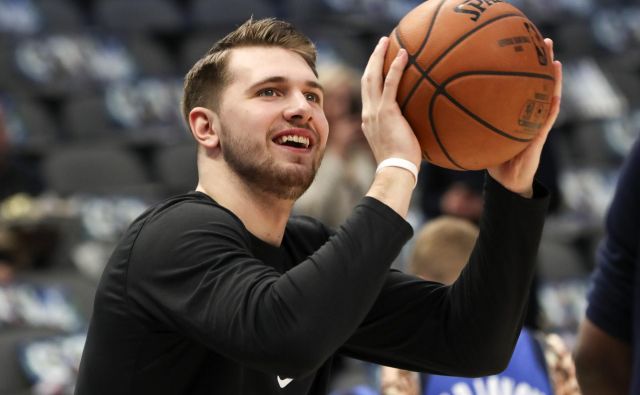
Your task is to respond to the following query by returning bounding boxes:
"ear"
[189,107,221,149]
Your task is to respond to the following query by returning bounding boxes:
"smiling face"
[215,46,329,200]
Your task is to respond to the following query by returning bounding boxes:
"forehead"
[225,46,318,87]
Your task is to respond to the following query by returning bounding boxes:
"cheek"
[240,105,279,130]
[316,112,330,146]
[222,110,262,141]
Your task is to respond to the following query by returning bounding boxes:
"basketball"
[383,0,555,170]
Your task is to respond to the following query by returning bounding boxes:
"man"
[574,138,640,394]
[75,18,562,395]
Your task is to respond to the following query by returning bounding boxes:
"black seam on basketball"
[395,29,409,64]
[395,30,422,112]
[413,0,448,60]
[424,13,524,74]
[396,8,445,112]
[396,8,543,167]
[394,29,448,165]
[428,92,467,170]
[444,70,555,82]
[395,0,446,80]
[437,91,533,143]
[435,70,553,143]
[400,13,525,112]
[401,64,440,111]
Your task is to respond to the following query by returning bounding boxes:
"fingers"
[536,38,562,141]
[544,38,555,63]
[486,37,561,193]
[524,39,562,157]
[381,49,408,105]
[361,37,390,110]
[361,36,408,111]
[544,38,562,101]
[543,60,563,136]
[553,58,563,101]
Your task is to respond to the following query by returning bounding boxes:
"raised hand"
[362,37,423,217]
[487,38,563,197]
[360,37,422,169]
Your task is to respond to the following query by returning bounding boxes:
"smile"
[275,134,310,149]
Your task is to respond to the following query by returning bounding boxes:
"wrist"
[367,168,415,218]
[376,158,419,188]
[373,167,416,189]
[486,172,534,199]
[506,184,534,199]
[518,187,534,199]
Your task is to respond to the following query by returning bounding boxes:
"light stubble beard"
[218,125,323,200]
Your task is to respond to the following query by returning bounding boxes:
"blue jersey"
[422,328,553,395]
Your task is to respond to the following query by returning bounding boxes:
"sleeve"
[341,175,550,377]
[126,198,413,379]
[586,141,640,343]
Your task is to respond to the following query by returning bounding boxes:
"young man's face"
[215,46,329,200]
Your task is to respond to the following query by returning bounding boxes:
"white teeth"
[278,135,310,148]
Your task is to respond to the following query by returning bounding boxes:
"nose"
[283,91,313,124]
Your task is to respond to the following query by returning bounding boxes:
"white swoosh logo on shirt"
[277,376,293,388]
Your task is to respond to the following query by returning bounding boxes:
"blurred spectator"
[418,165,485,223]
[0,104,50,282]
[295,62,375,228]
[0,225,23,283]
[418,134,563,223]
[0,211,60,282]
[380,216,580,395]
[0,105,43,201]
[574,138,640,394]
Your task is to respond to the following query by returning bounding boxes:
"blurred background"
[0,0,638,394]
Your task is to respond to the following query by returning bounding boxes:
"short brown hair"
[409,216,479,284]
[182,18,317,123]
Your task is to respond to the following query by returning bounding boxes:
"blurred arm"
[574,318,631,395]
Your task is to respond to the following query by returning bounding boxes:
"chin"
[265,167,317,200]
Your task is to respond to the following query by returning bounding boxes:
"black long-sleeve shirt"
[75,175,549,395]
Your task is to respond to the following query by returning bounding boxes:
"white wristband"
[375,158,418,187]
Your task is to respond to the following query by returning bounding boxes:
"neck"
[197,166,293,246]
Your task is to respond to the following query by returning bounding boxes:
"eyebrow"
[248,76,324,94]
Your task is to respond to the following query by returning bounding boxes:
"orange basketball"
[383,0,555,170]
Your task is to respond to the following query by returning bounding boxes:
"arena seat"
[42,145,160,197]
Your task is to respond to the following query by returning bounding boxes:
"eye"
[258,88,280,97]
[305,92,321,103]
